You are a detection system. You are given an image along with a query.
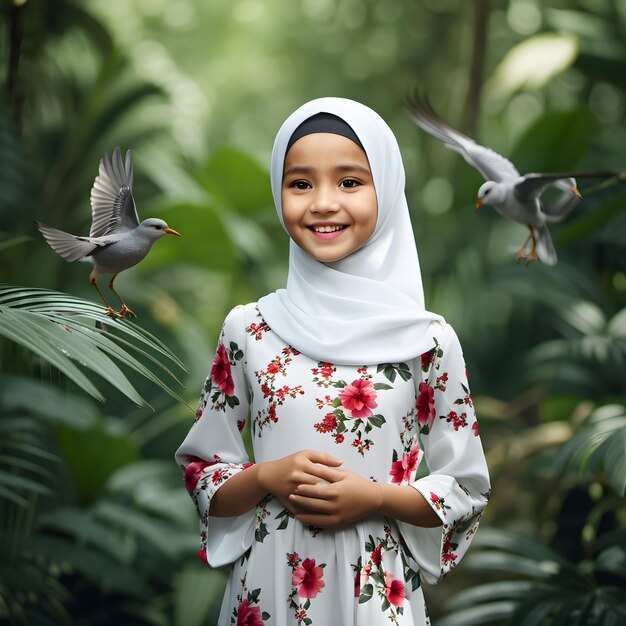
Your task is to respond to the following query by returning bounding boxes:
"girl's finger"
[295,472,325,486]
[293,483,327,498]
[308,463,345,482]
[289,493,333,512]
[305,450,343,466]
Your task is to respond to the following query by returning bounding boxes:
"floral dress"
[176,303,490,626]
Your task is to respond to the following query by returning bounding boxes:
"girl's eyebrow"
[283,164,371,176]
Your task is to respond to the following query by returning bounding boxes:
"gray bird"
[406,94,589,265]
[36,147,180,318]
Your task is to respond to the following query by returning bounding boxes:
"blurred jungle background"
[1,0,625,624]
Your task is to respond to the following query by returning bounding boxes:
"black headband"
[285,112,364,154]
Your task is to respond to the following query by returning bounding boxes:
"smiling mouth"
[307,224,348,240]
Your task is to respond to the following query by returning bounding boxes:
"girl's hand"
[288,467,384,528]
[257,450,343,514]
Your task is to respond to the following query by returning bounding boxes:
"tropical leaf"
[0,284,190,409]
[547,404,626,495]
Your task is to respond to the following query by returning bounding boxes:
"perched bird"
[405,93,600,265]
[36,147,180,318]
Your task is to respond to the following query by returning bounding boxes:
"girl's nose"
[310,186,340,213]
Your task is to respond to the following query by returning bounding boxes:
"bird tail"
[35,221,99,262]
[535,225,557,265]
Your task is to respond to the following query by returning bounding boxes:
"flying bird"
[406,93,611,265]
[36,147,180,318]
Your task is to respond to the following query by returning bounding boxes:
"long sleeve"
[175,305,255,568]
[398,323,491,585]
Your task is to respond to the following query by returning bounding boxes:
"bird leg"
[514,226,538,266]
[90,271,122,319]
[515,229,533,263]
[108,274,136,318]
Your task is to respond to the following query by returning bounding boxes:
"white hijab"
[257,97,443,366]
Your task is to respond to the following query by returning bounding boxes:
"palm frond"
[0,284,190,410]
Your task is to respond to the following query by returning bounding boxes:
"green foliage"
[2,0,626,624]
[510,108,595,173]
[0,285,188,407]
[439,528,626,626]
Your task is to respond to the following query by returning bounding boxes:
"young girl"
[176,97,490,626]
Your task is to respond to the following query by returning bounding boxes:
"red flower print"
[314,413,337,434]
[236,599,264,626]
[354,570,360,597]
[211,344,234,396]
[211,468,227,485]
[183,460,215,494]
[384,572,406,608]
[416,382,435,429]
[389,445,420,484]
[287,552,299,565]
[361,563,372,581]
[335,433,345,444]
[446,410,468,430]
[370,544,383,566]
[338,379,378,418]
[435,372,448,392]
[421,349,434,371]
[267,361,281,375]
[198,545,207,564]
[442,535,458,566]
[472,421,480,437]
[291,558,325,599]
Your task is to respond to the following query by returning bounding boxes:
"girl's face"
[281,133,378,263]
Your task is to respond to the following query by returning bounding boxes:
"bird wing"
[89,147,139,237]
[405,93,520,182]
[514,173,578,200]
[514,174,583,223]
[35,221,114,262]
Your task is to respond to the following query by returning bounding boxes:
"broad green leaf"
[55,418,139,505]
[488,33,579,97]
[139,201,236,273]
[437,600,517,626]
[510,107,594,174]
[38,508,128,562]
[0,472,52,496]
[94,500,180,559]
[29,535,148,596]
[447,581,534,610]
[195,148,273,216]
[0,374,98,429]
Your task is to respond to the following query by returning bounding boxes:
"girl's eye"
[290,180,311,190]
[340,179,361,189]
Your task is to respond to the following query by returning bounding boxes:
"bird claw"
[120,304,136,318]
[105,306,123,319]
[525,251,538,266]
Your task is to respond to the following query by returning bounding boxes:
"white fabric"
[258,97,444,366]
[175,304,491,625]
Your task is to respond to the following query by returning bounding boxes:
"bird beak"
[475,198,483,210]
[571,186,583,199]
[164,227,181,236]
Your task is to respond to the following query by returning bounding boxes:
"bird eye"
[484,188,490,195]
[155,225,162,230]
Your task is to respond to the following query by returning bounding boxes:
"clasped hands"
[257,450,383,528]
